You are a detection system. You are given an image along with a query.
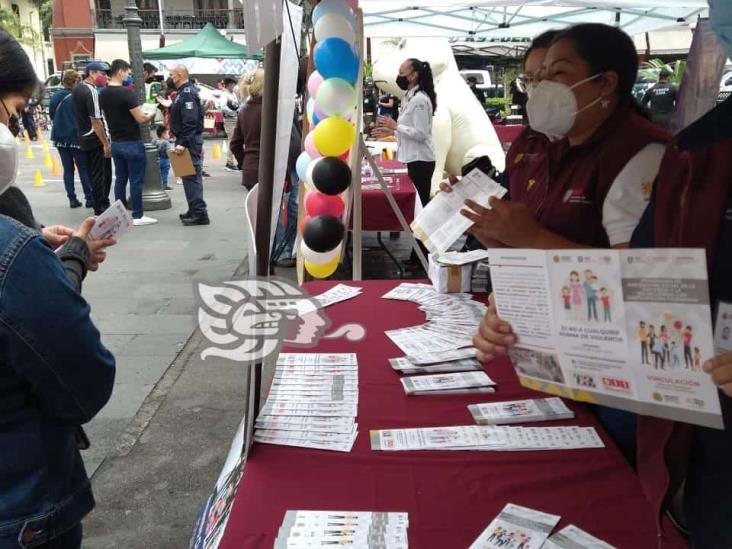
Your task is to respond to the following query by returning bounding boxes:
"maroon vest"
[508,106,670,247]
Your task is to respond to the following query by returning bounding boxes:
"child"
[569,271,583,321]
[639,321,649,364]
[561,286,571,317]
[583,270,598,321]
[683,326,693,369]
[600,287,611,322]
[153,125,173,190]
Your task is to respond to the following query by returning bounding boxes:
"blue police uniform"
[170,82,208,219]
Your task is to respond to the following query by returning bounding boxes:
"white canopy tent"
[359,0,708,38]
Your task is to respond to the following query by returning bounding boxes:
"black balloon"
[311,156,352,196]
[303,215,345,253]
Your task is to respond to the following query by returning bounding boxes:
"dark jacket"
[0,214,116,547]
[230,95,262,188]
[49,88,80,148]
[169,82,203,153]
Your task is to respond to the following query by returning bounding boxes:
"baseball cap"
[84,61,111,75]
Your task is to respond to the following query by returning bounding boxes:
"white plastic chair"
[244,183,258,276]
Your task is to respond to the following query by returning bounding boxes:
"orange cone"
[212,144,222,160]
[51,157,61,177]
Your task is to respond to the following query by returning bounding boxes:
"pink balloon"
[313,102,328,121]
[307,71,324,99]
[304,191,346,218]
[345,0,358,10]
[304,131,322,158]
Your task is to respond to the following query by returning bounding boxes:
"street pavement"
[13,133,416,547]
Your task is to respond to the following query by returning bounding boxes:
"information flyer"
[488,248,723,428]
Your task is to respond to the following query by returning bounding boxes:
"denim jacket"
[0,215,116,548]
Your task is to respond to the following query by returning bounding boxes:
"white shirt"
[219,88,239,118]
[602,142,666,246]
[396,87,435,164]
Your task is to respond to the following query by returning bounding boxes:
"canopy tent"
[142,22,262,60]
[360,0,708,38]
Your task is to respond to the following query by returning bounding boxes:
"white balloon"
[300,240,340,264]
[305,157,322,186]
[315,78,357,118]
[314,13,356,45]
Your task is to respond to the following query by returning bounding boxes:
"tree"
[638,58,687,85]
[39,0,53,40]
[0,7,42,49]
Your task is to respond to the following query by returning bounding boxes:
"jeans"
[111,140,146,219]
[83,145,112,215]
[273,169,299,260]
[587,298,598,321]
[182,135,208,217]
[57,147,92,203]
[159,156,171,187]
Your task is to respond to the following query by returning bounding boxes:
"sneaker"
[175,178,183,185]
[181,215,210,226]
[85,200,94,208]
[275,257,296,268]
[179,211,192,220]
[69,198,82,208]
[224,164,239,172]
[202,170,211,178]
[163,185,172,190]
[133,215,158,226]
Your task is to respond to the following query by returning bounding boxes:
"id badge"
[714,301,732,355]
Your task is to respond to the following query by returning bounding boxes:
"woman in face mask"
[0,30,117,549]
[372,58,437,271]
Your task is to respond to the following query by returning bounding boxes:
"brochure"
[542,524,617,549]
[401,371,495,395]
[468,504,560,549]
[468,398,574,425]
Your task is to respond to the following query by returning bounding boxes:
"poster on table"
[488,248,723,429]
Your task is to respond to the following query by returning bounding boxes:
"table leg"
[377,231,404,278]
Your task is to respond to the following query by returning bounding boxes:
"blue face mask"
[122,74,134,87]
[709,0,732,60]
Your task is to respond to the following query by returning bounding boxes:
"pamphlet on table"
[543,524,617,549]
[488,248,723,429]
[401,371,495,395]
[389,356,483,375]
[411,168,506,255]
[468,398,574,425]
[313,284,363,308]
[468,504,560,549]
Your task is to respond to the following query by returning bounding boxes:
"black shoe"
[69,198,82,208]
[85,200,93,208]
[181,215,210,226]
[202,170,211,178]
[179,211,192,220]
[224,164,239,172]
[163,186,172,190]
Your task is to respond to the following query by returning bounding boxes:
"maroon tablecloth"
[352,160,417,232]
[219,280,685,549]
[494,124,526,145]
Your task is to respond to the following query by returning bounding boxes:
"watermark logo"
[196,277,365,363]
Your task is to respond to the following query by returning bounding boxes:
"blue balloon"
[313,0,355,26]
[296,151,312,182]
[314,37,360,85]
[312,112,322,126]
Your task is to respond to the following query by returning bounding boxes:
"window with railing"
[95,7,244,30]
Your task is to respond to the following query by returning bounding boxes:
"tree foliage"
[638,58,687,85]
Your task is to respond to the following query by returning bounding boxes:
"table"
[219,280,686,549]
[494,124,526,147]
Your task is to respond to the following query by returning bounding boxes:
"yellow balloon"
[304,254,340,279]
[313,116,355,157]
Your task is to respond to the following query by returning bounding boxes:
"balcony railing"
[95,8,244,30]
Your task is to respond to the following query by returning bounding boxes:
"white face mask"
[526,74,604,139]
[0,123,18,196]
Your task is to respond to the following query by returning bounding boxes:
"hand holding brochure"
[89,200,132,240]
[411,168,507,255]
[488,248,723,428]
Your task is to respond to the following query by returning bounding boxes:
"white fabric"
[219,89,239,118]
[602,142,666,246]
[396,87,436,164]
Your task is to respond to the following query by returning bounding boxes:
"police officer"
[169,64,209,225]
[641,69,678,127]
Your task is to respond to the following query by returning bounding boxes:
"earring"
[600,98,610,109]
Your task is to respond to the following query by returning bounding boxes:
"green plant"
[501,65,522,113]
[0,7,42,49]
[638,58,687,85]
[485,97,506,116]
[363,60,373,80]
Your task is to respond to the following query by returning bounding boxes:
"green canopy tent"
[142,22,262,60]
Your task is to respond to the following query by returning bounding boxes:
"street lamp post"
[123,0,171,211]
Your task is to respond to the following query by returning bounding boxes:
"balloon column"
[298,0,360,279]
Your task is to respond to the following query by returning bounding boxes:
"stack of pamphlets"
[369,425,604,451]
[382,283,487,355]
[254,353,359,452]
[401,371,496,395]
[388,355,484,375]
[468,398,575,425]
[274,511,409,548]
[468,504,616,549]
[471,258,491,293]
[314,284,362,308]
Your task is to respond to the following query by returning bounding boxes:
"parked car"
[41,72,64,108]
[720,69,732,103]
[459,69,503,98]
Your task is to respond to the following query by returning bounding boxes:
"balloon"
[300,240,340,264]
[312,156,352,195]
[303,215,345,253]
[304,131,322,158]
[314,13,356,45]
[315,78,357,118]
[295,151,312,182]
[306,97,315,124]
[313,37,360,84]
[339,150,350,161]
[313,0,355,25]
[305,157,322,186]
[304,254,340,279]
[304,190,346,218]
[299,214,312,235]
[313,117,355,157]
[674,320,683,331]
[344,0,358,10]
[307,71,324,99]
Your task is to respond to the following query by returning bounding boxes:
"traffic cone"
[212,143,222,160]
[25,145,34,159]
[23,130,29,143]
[37,131,44,143]
[43,151,52,168]
[15,135,20,145]
[51,157,61,177]
[41,141,49,153]
[33,169,44,187]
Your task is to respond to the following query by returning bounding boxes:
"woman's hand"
[439,175,460,193]
[461,197,543,248]
[42,225,74,249]
[704,351,732,397]
[371,127,394,139]
[473,294,517,362]
[73,217,117,272]
[376,115,397,130]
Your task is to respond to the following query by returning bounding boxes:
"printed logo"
[513,153,524,164]
[602,377,631,391]
[573,373,596,389]
[640,180,653,200]
[526,178,536,191]
[653,392,663,402]
[562,188,592,205]
[196,277,365,363]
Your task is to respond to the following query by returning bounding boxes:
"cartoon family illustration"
[638,319,701,371]
[561,269,611,323]
[485,526,533,549]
